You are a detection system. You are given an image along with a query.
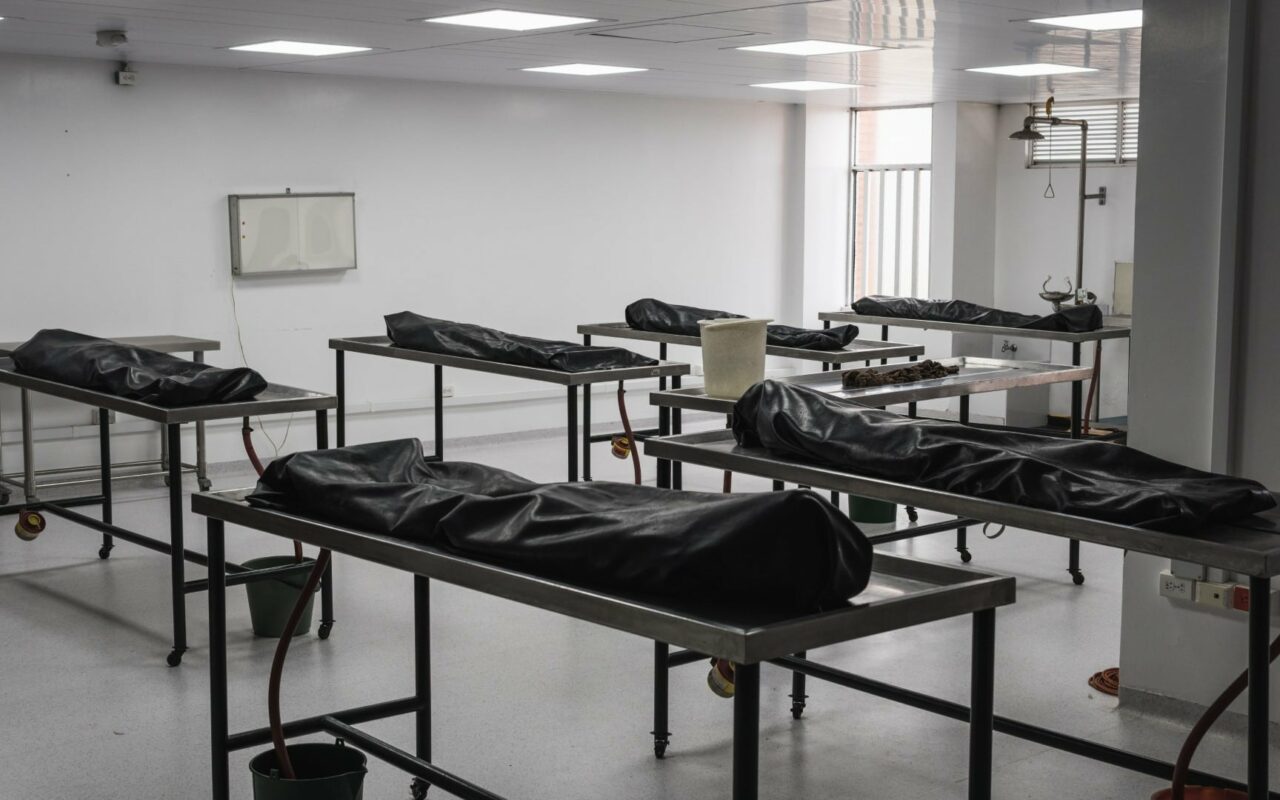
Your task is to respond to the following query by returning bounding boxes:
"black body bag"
[11,329,266,406]
[852,295,1103,333]
[249,439,874,615]
[625,298,859,351]
[387,311,657,373]
[732,381,1275,533]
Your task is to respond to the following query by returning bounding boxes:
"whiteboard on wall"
[229,193,357,276]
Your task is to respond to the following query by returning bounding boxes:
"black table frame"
[0,369,337,666]
[197,491,1012,800]
[647,430,1280,800]
[331,336,689,482]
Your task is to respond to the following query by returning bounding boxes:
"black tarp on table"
[11,329,266,406]
[249,439,873,614]
[625,298,859,351]
[852,295,1104,333]
[733,380,1275,533]
[386,311,658,373]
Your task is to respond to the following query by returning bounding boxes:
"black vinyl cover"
[386,311,657,373]
[248,439,873,614]
[852,295,1103,333]
[625,298,859,351]
[733,381,1276,533]
[10,329,266,406]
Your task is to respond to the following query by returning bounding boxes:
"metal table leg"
[193,351,210,490]
[791,651,808,719]
[957,396,973,562]
[411,575,433,800]
[434,365,444,461]
[672,375,683,490]
[21,389,35,502]
[582,334,592,482]
[208,518,230,800]
[1068,342,1085,585]
[98,409,114,559]
[336,349,346,447]
[652,642,671,758]
[733,663,761,800]
[567,386,578,482]
[970,609,996,800]
[316,410,334,639]
[166,424,186,667]
[1248,576,1270,800]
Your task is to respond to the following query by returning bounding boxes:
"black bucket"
[250,741,367,800]
[243,556,316,638]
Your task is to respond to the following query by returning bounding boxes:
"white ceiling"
[0,1,1141,106]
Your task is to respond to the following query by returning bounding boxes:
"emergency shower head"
[1009,120,1045,141]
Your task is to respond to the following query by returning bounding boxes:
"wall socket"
[1159,572,1195,601]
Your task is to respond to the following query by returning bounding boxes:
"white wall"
[1117,0,1280,719]
[992,104,1137,424]
[0,54,801,476]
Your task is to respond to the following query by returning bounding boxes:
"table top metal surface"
[649,357,1093,414]
[644,430,1280,577]
[575,322,926,362]
[0,334,221,357]
[0,363,335,424]
[818,311,1132,343]
[330,335,690,385]
[193,489,1014,664]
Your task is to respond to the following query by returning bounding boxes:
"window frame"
[1024,98,1139,169]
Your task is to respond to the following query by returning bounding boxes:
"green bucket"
[243,556,316,638]
[848,495,898,524]
[250,741,367,800]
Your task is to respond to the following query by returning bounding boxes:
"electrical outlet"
[1196,581,1233,609]
[1159,572,1195,601]
[441,385,455,399]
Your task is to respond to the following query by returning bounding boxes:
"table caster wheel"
[906,507,919,522]
[198,478,212,492]
[0,492,10,506]
[318,622,333,640]
[166,649,184,667]
[98,545,113,560]
[15,510,46,541]
[790,702,806,720]
[959,550,973,564]
[410,778,430,799]
[1072,572,1086,586]
[654,738,668,759]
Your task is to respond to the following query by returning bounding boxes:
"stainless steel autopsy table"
[330,335,689,482]
[0,334,221,503]
[645,429,1280,800]
[0,361,336,665]
[195,488,1014,800]
[576,322,925,483]
[649,357,1094,577]
[818,309,1133,438]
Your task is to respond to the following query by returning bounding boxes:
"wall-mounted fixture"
[229,192,357,276]
[96,29,128,47]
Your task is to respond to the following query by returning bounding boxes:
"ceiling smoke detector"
[96,29,128,48]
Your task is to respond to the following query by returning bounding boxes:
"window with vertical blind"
[1028,100,1139,165]
[850,107,933,302]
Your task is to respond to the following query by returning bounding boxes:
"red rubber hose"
[616,383,642,485]
[722,471,733,493]
[267,548,332,781]
[1171,632,1280,799]
[243,419,303,562]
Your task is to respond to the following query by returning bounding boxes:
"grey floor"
[0,425,1273,799]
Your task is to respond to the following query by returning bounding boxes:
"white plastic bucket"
[698,318,771,399]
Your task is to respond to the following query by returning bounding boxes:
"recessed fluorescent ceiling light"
[1029,9,1143,30]
[230,40,371,56]
[966,63,1097,76]
[425,10,596,31]
[738,40,879,56]
[523,63,646,76]
[751,80,859,91]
